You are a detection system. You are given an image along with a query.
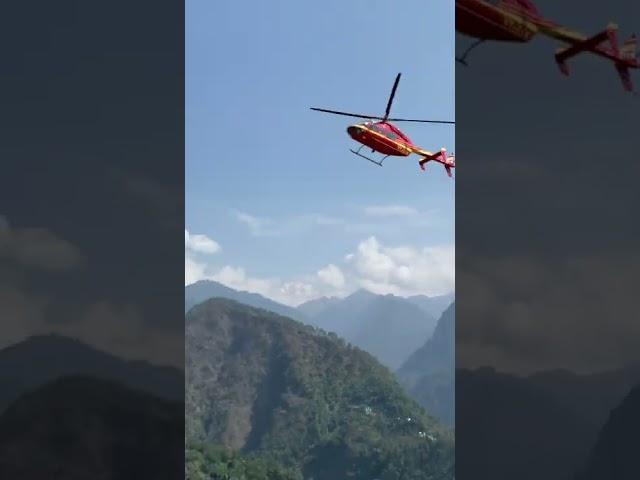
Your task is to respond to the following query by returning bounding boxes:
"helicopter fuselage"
[346,121,414,156]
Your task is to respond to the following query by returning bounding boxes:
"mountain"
[397,302,455,426]
[186,298,454,480]
[185,280,304,321]
[295,296,341,318]
[0,376,183,480]
[575,383,640,480]
[187,283,441,370]
[0,334,183,413]
[301,289,438,370]
[456,367,592,480]
[528,364,640,433]
[407,292,455,319]
[298,290,455,321]
[456,365,640,480]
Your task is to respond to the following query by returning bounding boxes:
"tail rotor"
[418,148,455,178]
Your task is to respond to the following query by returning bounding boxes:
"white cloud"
[185,229,220,285]
[279,281,316,302]
[234,211,346,237]
[0,218,84,271]
[236,212,263,230]
[317,264,346,288]
[363,205,419,217]
[212,266,317,307]
[184,232,454,306]
[185,254,208,286]
[234,211,278,237]
[184,251,320,307]
[307,214,345,226]
[348,236,454,297]
[185,229,220,254]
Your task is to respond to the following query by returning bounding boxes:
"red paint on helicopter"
[311,74,455,177]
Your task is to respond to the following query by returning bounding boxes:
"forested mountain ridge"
[186,298,454,480]
[186,282,450,371]
[0,376,183,479]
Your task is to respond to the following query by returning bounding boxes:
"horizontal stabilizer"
[417,148,455,177]
[554,26,616,76]
[554,24,636,91]
[555,28,613,64]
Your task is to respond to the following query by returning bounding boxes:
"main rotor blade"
[386,117,455,124]
[310,107,383,120]
[310,108,455,124]
[384,73,402,121]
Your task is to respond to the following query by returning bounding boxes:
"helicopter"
[310,73,456,177]
[456,0,639,91]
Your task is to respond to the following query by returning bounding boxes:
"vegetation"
[186,444,298,480]
[186,298,454,479]
[0,376,184,479]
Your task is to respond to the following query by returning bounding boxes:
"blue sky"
[186,0,455,305]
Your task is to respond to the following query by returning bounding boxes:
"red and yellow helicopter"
[456,0,639,91]
[310,73,456,177]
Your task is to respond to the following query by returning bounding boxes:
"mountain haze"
[407,293,455,319]
[186,298,454,480]
[295,296,341,318]
[398,302,455,426]
[301,289,439,370]
[456,365,640,480]
[0,334,183,413]
[528,364,640,431]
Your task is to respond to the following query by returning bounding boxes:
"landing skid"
[456,38,486,66]
[349,145,388,167]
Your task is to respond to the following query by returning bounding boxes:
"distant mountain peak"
[0,334,184,412]
[346,288,376,299]
[301,289,438,371]
[1,333,117,359]
[185,280,305,322]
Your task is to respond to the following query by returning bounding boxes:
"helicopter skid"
[349,148,387,166]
